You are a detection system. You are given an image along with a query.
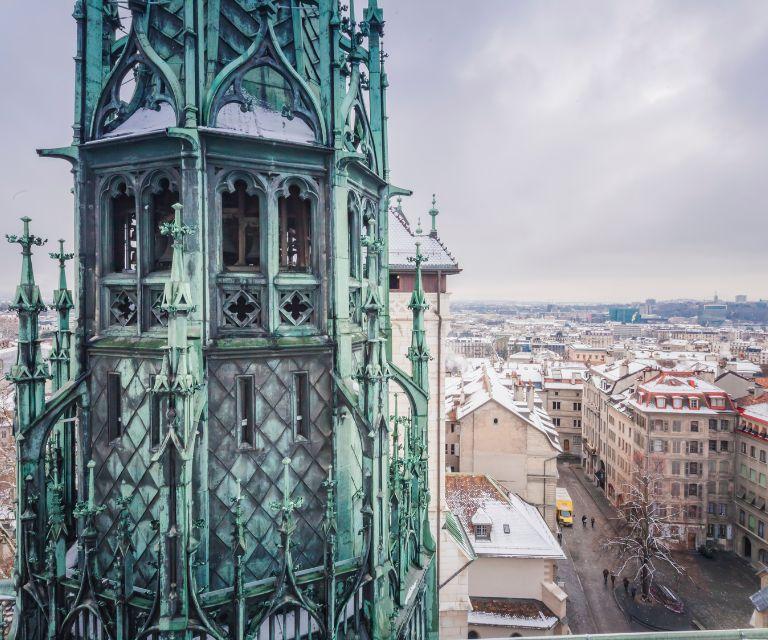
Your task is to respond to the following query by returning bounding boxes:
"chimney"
[619,360,629,378]
[527,386,535,412]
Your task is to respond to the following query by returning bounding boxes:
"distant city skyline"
[2,1,768,301]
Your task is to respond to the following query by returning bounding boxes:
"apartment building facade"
[541,378,583,457]
[735,403,768,564]
[584,363,738,550]
[624,373,737,550]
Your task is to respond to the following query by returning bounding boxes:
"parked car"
[650,584,684,614]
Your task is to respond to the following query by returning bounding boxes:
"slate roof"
[388,205,459,272]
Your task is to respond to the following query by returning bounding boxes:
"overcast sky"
[1,1,767,303]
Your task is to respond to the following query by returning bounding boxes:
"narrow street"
[557,461,644,634]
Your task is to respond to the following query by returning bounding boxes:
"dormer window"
[710,396,725,408]
[656,396,667,409]
[690,397,699,410]
[471,507,492,540]
[672,396,683,409]
[474,524,491,540]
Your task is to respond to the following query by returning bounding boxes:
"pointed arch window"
[348,207,360,278]
[149,179,179,272]
[222,180,261,271]
[111,183,137,273]
[279,186,312,271]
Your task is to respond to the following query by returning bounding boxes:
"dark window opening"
[279,186,312,271]
[150,179,179,271]
[222,181,260,271]
[107,373,122,441]
[112,183,137,273]
[293,371,310,440]
[237,376,255,447]
[348,209,359,278]
[149,375,166,448]
[389,273,401,290]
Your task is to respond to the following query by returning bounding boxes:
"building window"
[671,482,680,497]
[107,373,122,441]
[720,419,730,431]
[690,398,699,409]
[740,509,746,525]
[574,402,582,411]
[111,183,137,273]
[149,375,166,448]
[237,376,255,447]
[493,418,499,425]
[348,208,359,278]
[474,524,490,540]
[708,502,715,515]
[293,371,310,440]
[389,273,401,290]
[671,461,680,475]
[149,179,179,271]
[690,421,699,432]
[279,185,312,271]
[709,419,718,431]
[552,401,561,410]
[742,442,748,454]
[222,180,261,271]
[721,441,730,453]
[718,524,728,538]
[672,420,682,432]
[688,441,699,455]
[760,521,766,539]
[709,439,717,452]
[719,503,728,517]
[553,418,561,427]
[656,397,667,408]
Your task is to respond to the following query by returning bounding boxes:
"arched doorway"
[745,535,753,559]
[563,439,571,452]
[468,632,480,639]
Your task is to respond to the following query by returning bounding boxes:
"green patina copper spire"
[429,194,439,237]
[407,241,430,393]
[49,239,74,391]
[6,217,49,425]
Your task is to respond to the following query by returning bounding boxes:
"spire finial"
[429,194,439,236]
[415,218,423,236]
[7,217,47,289]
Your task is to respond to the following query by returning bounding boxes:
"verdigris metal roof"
[388,205,459,272]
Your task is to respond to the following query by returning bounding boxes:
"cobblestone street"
[557,461,759,634]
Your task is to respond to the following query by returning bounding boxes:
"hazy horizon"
[2,1,767,302]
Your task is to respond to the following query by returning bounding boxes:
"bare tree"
[605,457,685,600]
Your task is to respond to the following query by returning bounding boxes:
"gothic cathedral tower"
[7,1,435,638]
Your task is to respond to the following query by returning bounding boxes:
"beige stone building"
[387,201,464,636]
[445,474,568,638]
[583,360,651,485]
[566,343,612,365]
[541,376,583,458]
[444,365,562,529]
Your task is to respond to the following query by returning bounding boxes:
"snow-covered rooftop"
[445,364,561,451]
[388,203,459,271]
[469,597,558,630]
[445,474,565,560]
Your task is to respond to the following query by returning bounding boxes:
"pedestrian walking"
[557,530,563,545]
[602,568,609,586]
[610,573,616,588]
[591,516,595,528]
[631,585,637,600]
[582,515,587,527]
[623,577,629,593]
